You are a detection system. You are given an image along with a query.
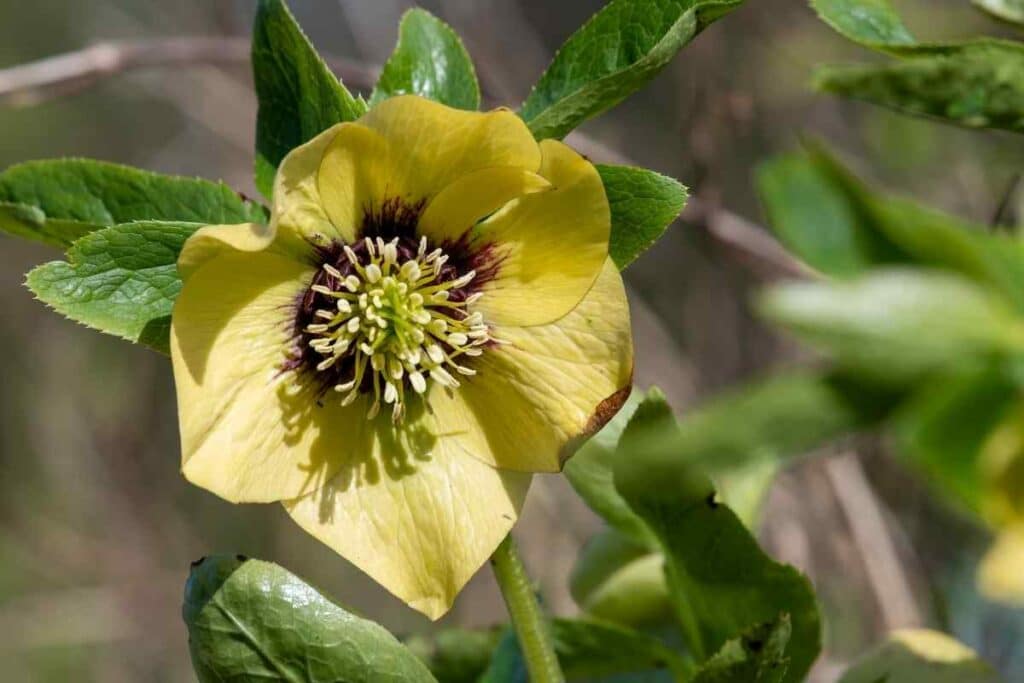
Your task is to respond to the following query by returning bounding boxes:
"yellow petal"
[272,124,365,250]
[178,223,280,281]
[416,167,552,244]
[356,95,541,205]
[431,258,633,473]
[316,123,394,242]
[978,524,1024,605]
[283,412,531,620]
[474,139,611,327]
[171,251,364,503]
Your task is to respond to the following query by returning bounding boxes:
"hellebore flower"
[170,95,633,618]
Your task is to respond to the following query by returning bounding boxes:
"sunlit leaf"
[371,9,480,110]
[184,555,437,683]
[691,616,792,683]
[520,0,745,140]
[974,0,1024,26]
[598,164,688,270]
[838,629,1003,683]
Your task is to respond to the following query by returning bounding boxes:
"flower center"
[297,235,489,422]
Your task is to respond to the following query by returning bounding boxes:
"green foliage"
[691,617,792,683]
[598,164,688,270]
[0,159,265,248]
[26,221,202,354]
[757,145,1024,308]
[184,555,437,683]
[520,0,745,140]
[371,9,480,110]
[974,0,1024,26]
[759,270,1024,384]
[613,392,821,682]
[838,629,1004,683]
[406,628,502,683]
[252,0,367,198]
[810,0,1024,134]
[480,617,686,682]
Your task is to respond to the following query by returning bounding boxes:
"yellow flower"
[169,96,633,619]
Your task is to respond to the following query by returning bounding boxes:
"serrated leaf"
[975,0,1024,26]
[570,528,671,626]
[184,555,437,683]
[613,392,822,682]
[838,629,1004,683]
[371,9,480,110]
[597,164,688,270]
[810,0,1024,133]
[757,145,1024,309]
[691,616,792,683]
[480,617,686,682]
[520,0,745,140]
[252,0,367,198]
[26,221,201,354]
[759,269,1024,384]
[0,159,266,248]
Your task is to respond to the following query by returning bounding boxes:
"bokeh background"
[2,1,1024,681]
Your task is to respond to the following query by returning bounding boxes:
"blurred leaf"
[597,164,688,270]
[760,269,1024,383]
[481,617,686,682]
[406,628,501,683]
[26,221,201,354]
[520,0,745,140]
[565,388,653,545]
[815,44,1024,135]
[810,0,915,47]
[184,555,437,683]
[0,159,266,248]
[894,365,1020,513]
[570,529,672,626]
[759,145,1024,307]
[252,0,367,198]
[979,523,1024,605]
[614,392,822,682]
[974,0,1024,26]
[691,616,792,683]
[838,629,1004,683]
[371,9,480,110]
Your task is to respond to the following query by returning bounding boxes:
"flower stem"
[491,534,565,683]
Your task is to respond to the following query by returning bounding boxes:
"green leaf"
[184,555,437,683]
[838,629,1004,683]
[613,392,822,682]
[809,0,915,47]
[815,43,1024,135]
[520,0,745,140]
[0,159,266,248]
[405,628,501,683]
[691,616,792,683]
[570,528,672,626]
[481,617,686,682]
[893,364,1021,514]
[974,0,1024,26]
[759,269,1024,383]
[371,9,480,110]
[252,0,367,198]
[25,221,201,354]
[597,164,688,270]
[565,388,654,545]
[758,145,1024,309]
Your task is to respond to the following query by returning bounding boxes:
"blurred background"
[2,0,1024,681]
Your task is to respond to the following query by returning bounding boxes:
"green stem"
[491,534,566,683]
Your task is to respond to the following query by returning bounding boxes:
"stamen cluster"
[302,236,490,421]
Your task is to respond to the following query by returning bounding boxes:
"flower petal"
[171,251,364,503]
[178,223,281,281]
[473,139,611,327]
[272,124,372,250]
[431,258,633,473]
[316,123,394,244]
[355,95,541,204]
[283,415,531,620]
[416,167,552,244]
